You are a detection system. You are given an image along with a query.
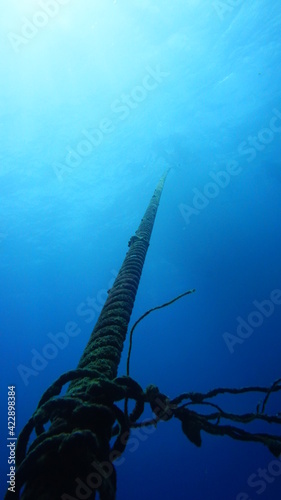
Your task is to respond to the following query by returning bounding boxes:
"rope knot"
[146,385,176,421]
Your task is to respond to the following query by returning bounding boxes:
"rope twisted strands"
[76,169,170,381]
[135,383,281,457]
[11,170,169,500]
[170,380,281,456]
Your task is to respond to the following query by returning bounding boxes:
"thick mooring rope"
[6,168,281,500]
[8,170,169,500]
[11,368,281,499]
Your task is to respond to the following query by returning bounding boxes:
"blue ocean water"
[1,1,281,498]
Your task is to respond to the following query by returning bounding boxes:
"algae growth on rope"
[6,170,281,500]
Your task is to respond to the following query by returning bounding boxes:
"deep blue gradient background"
[1,1,281,499]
